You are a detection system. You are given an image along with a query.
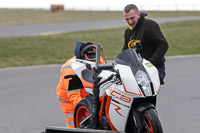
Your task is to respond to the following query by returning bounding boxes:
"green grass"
[0,9,200,26]
[160,20,200,56]
[0,9,123,26]
[146,11,200,18]
[0,20,200,68]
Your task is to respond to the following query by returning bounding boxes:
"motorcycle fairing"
[81,69,94,88]
[117,64,144,97]
[98,70,116,97]
[108,100,130,131]
[70,59,96,89]
[115,49,146,97]
[106,86,134,131]
[142,59,161,94]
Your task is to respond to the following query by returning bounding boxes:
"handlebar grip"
[97,63,114,70]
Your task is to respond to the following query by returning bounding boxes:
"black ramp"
[45,126,125,133]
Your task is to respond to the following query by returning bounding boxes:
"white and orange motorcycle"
[66,44,163,133]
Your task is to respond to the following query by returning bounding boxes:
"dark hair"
[124,4,139,13]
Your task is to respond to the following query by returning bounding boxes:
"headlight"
[135,70,152,96]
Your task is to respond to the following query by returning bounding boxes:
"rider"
[56,41,104,128]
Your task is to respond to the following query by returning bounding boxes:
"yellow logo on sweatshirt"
[128,39,141,49]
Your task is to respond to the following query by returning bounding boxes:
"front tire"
[143,108,163,133]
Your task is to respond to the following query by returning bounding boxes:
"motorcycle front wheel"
[143,108,163,133]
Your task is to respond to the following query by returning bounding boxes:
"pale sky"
[1,0,200,11]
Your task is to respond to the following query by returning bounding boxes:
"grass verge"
[0,9,200,26]
[0,20,200,68]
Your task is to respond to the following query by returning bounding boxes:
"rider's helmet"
[74,41,96,60]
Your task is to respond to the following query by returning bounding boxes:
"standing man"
[122,4,169,82]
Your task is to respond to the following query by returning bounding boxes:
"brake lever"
[97,74,114,86]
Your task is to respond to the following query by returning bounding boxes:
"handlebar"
[97,63,114,71]
[93,43,120,87]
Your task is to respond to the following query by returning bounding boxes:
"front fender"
[134,101,155,113]
[131,101,155,133]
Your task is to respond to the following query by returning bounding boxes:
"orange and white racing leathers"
[56,56,104,128]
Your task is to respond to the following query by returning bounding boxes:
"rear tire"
[143,108,163,133]
[74,95,93,128]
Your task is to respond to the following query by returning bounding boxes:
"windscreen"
[115,49,144,75]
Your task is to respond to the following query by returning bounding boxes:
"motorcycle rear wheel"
[143,108,163,133]
[74,96,92,128]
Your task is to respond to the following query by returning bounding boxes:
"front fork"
[90,67,101,129]
[131,100,156,133]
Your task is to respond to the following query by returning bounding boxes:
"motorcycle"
[66,43,163,133]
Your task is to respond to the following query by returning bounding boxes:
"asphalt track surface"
[0,55,200,133]
[1,16,200,37]
[1,16,200,133]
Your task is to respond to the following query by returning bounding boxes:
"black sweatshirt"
[122,13,169,68]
